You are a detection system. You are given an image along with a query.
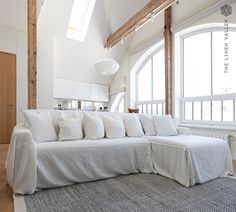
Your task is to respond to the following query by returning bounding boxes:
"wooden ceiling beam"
[105,0,176,48]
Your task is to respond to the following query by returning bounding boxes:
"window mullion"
[211,31,213,96]
[221,100,223,122]
[201,101,203,121]
[151,57,154,101]
[234,100,235,122]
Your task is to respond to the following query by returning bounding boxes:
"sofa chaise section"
[146,135,233,187]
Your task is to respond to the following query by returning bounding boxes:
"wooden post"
[28,0,37,109]
[164,7,172,115]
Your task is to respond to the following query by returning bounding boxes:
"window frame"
[180,26,236,126]
[135,45,165,115]
[110,92,125,113]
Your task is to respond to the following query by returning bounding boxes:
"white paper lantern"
[95,57,120,75]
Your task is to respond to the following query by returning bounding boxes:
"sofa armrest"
[9,124,34,146]
[6,124,37,194]
[176,127,192,135]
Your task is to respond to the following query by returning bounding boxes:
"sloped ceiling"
[37,0,149,85]
[38,0,148,37]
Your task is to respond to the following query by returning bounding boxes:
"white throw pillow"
[102,115,125,139]
[139,114,156,136]
[83,113,104,140]
[153,115,178,136]
[123,114,144,137]
[50,110,82,135]
[176,127,192,135]
[22,110,57,143]
[58,117,83,141]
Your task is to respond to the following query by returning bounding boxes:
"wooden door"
[0,52,16,144]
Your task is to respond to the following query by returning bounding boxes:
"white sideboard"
[54,78,109,102]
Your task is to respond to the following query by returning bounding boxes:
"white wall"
[37,33,54,109]
[53,35,114,85]
[0,26,27,123]
[0,26,55,122]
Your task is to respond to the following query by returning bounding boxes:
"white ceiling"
[0,0,27,31]
[38,0,149,36]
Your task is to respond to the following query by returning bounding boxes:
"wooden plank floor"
[0,144,236,212]
[0,144,13,212]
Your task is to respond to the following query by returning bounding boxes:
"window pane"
[138,105,143,114]
[147,104,152,114]
[143,105,147,114]
[153,49,165,100]
[193,102,201,120]
[184,33,211,97]
[202,101,211,121]
[138,60,152,101]
[213,31,236,95]
[158,104,163,115]
[185,102,192,120]
[212,101,221,121]
[152,104,157,114]
[223,100,233,122]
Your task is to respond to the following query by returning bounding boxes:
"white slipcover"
[6,125,154,194]
[145,135,233,187]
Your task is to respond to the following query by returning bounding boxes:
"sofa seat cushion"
[35,137,154,189]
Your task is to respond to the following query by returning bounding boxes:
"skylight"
[67,0,96,41]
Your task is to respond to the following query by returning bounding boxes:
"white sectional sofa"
[6,110,233,194]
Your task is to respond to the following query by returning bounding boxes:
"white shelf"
[53,78,109,102]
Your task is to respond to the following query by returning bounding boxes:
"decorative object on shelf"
[95,0,119,75]
[128,108,139,113]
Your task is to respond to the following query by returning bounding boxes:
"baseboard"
[13,194,27,212]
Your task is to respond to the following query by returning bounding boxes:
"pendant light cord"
[105,0,108,45]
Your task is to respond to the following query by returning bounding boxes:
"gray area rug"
[24,174,236,212]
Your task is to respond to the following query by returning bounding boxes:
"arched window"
[136,48,165,115]
[181,26,236,124]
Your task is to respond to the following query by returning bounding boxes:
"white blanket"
[6,125,154,194]
[145,135,233,187]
